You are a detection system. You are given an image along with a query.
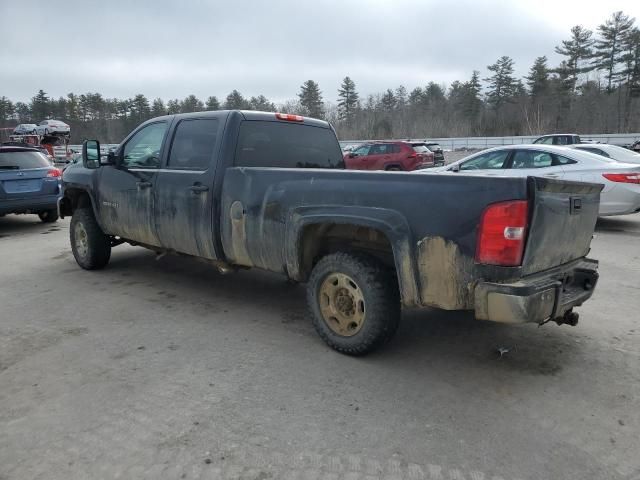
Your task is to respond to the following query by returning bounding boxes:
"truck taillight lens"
[476,200,529,266]
[602,173,640,184]
[47,168,61,178]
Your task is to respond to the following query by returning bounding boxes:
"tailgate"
[521,177,602,275]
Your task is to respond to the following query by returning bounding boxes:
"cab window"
[167,118,218,170]
[459,150,510,170]
[511,150,553,168]
[122,122,168,168]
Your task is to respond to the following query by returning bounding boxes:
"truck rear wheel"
[70,207,111,270]
[307,252,400,355]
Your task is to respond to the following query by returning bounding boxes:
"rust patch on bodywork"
[417,236,475,310]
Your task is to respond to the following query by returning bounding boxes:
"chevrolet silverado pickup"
[59,110,601,355]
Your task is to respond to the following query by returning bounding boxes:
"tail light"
[476,200,529,266]
[47,168,61,178]
[407,153,417,159]
[275,113,304,122]
[602,173,640,184]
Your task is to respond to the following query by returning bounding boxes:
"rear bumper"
[474,258,598,324]
[0,194,60,215]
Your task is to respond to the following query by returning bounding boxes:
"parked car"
[344,141,435,170]
[0,146,61,222]
[59,110,601,355]
[35,119,70,136]
[424,142,445,166]
[626,140,640,153]
[423,144,640,216]
[572,144,640,164]
[533,134,582,145]
[12,124,38,135]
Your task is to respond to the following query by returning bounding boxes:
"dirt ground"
[0,214,639,480]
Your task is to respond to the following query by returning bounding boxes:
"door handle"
[543,173,560,178]
[136,181,152,189]
[189,184,209,193]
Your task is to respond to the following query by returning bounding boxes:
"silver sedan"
[421,144,640,216]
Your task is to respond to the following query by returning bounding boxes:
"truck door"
[97,121,168,246]
[153,117,222,259]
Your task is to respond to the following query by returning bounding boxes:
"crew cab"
[60,111,601,355]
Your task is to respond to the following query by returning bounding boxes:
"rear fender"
[285,205,421,307]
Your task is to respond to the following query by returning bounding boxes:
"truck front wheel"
[70,208,111,270]
[307,252,400,355]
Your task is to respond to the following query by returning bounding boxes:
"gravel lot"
[1,213,639,480]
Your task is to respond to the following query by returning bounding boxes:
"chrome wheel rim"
[319,273,365,337]
[74,222,89,258]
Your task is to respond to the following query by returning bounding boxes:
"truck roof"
[153,110,332,130]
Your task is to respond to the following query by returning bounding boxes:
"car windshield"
[0,151,51,169]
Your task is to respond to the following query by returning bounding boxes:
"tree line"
[0,11,639,143]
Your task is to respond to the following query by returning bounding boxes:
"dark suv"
[424,142,445,166]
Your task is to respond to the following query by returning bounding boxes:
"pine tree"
[298,80,324,118]
[181,94,204,113]
[526,56,551,99]
[151,98,166,116]
[484,56,517,110]
[205,96,220,111]
[592,11,636,91]
[167,99,181,114]
[555,25,594,91]
[224,90,248,110]
[337,76,359,125]
[0,96,15,123]
[248,95,276,111]
[130,94,151,123]
[380,89,396,112]
[31,89,50,121]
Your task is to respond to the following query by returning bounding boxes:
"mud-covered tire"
[38,209,58,223]
[70,207,111,270]
[307,252,400,356]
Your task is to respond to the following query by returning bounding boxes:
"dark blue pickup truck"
[59,110,601,355]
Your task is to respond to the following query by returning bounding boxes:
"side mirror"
[82,140,101,169]
[348,153,357,158]
[450,163,460,172]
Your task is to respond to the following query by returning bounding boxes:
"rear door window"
[411,144,430,153]
[459,150,510,170]
[510,150,553,169]
[0,151,50,169]
[167,118,218,170]
[235,121,344,168]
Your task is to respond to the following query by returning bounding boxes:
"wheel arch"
[285,206,421,307]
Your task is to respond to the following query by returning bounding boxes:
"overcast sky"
[1,0,639,104]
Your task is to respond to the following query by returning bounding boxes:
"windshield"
[0,151,51,169]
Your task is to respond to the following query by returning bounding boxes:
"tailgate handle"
[570,197,582,215]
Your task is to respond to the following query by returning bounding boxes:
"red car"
[344,141,436,171]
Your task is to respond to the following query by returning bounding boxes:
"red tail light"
[476,200,529,266]
[47,168,61,178]
[407,153,417,159]
[275,113,304,122]
[602,173,640,184]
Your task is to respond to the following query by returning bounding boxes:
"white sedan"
[571,143,640,164]
[35,119,70,136]
[422,145,640,216]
